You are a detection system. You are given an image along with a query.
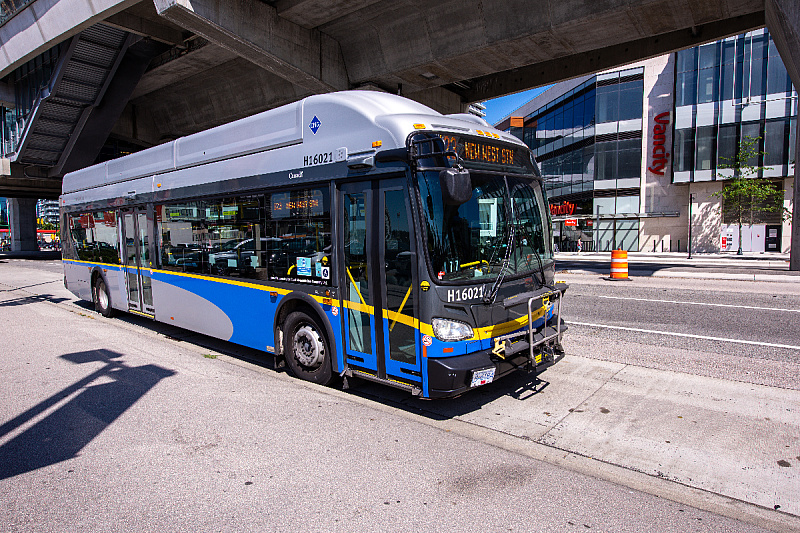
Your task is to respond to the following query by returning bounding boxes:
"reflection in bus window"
[344,191,371,354]
[157,187,331,285]
[384,190,415,364]
[68,211,120,264]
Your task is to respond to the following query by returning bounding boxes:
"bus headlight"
[431,318,474,342]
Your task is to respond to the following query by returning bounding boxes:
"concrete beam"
[764,0,800,270]
[765,0,800,93]
[275,0,381,30]
[405,86,465,115]
[122,56,312,144]
[0,0,140,79]
[104,10,187,46]
[791,100,800,271]
[317,0,763,100]
[455,13,765,103]
[130,41,238,100]
[0,160,61,199]
[153,0,348,93]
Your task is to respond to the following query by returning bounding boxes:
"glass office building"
[498,28,796,253]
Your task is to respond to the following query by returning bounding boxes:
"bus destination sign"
[437,134,532,171]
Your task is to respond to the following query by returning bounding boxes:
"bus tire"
[283,311,333,385]
[94,276,115,318]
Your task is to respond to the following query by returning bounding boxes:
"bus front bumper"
[426,325,566,399]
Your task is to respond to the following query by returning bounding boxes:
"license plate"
[470,367,496,387]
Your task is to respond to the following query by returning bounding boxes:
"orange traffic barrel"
[608,250,630,280]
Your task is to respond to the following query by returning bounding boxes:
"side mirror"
[439,168,472,205]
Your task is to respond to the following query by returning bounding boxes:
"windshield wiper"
[483,225,515,305]
[516,223,548,289]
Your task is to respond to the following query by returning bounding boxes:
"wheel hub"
[292,325,324,368]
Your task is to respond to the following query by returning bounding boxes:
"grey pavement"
[1,258,799,531]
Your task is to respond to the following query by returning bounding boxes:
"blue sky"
[482,86,551,126]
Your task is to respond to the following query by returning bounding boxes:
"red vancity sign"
[648,111,670,176]
[564,219,578,226]
[550,201,575,216]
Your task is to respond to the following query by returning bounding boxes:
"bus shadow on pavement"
[108,312,280,372]
[0,293,70,307]
[348,362,558,419]
[0,349,174,480]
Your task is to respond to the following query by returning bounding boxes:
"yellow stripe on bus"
[343,299,373,315]
[65,260,549,343]
[384,308,418,329]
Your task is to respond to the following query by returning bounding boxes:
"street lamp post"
[595,205,600,252]
[688,193,695,259]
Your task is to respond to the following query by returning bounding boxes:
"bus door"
[121,208,155,316]
[340,179,421,385]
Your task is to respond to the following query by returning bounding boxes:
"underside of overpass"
[0,0,797,259]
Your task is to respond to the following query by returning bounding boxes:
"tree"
[712,136,789,255]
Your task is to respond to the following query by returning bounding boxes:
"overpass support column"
[766,0,800,270]
[793,107,800,270]
[8,198,38,252]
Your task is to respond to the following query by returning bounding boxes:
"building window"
[767,36,792,95]
[674,129,694,172]
[695,126,716,171]
[717,124,737,167]
[697,42,720,104]
[741,122,763,167]
[617,138,642,179]
[742,33,767,99]
[595,79,644,124]
[596,84,619,124]
[618,80,644,121]
[676,48,698,106]
[720,38,737,101]
[764,119,789,167]
[595,140,615,180]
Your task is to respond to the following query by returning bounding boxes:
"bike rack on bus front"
[492,288,564,369]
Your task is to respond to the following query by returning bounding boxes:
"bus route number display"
[271,190,323,218]
[439,134,516,166]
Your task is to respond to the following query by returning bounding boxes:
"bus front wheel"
[283,311,333,385]
[93,276,115,318]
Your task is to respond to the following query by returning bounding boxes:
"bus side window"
[70,213,95,261]
[93,210,120,264]
[265,187,331,285]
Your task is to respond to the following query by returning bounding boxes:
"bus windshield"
[416,169,552,283]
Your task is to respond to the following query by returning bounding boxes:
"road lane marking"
[566,321,800,351]
[586,294,800,313]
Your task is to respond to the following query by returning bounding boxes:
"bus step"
[344,368,422,396]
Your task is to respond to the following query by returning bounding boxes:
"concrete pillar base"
[8,198,38,252]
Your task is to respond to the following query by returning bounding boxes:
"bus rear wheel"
[283,311,333,385]
[93,276,114,318]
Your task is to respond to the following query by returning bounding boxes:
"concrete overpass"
[0,0,797,265]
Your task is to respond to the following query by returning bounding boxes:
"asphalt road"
[1,257,798,532]
[562,275,800,372]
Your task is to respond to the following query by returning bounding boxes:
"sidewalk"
[558,250,790,263]
[556,251,800,283]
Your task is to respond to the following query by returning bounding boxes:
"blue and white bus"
[60,91,566,398]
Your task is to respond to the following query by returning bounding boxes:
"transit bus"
[60,91,566,398]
